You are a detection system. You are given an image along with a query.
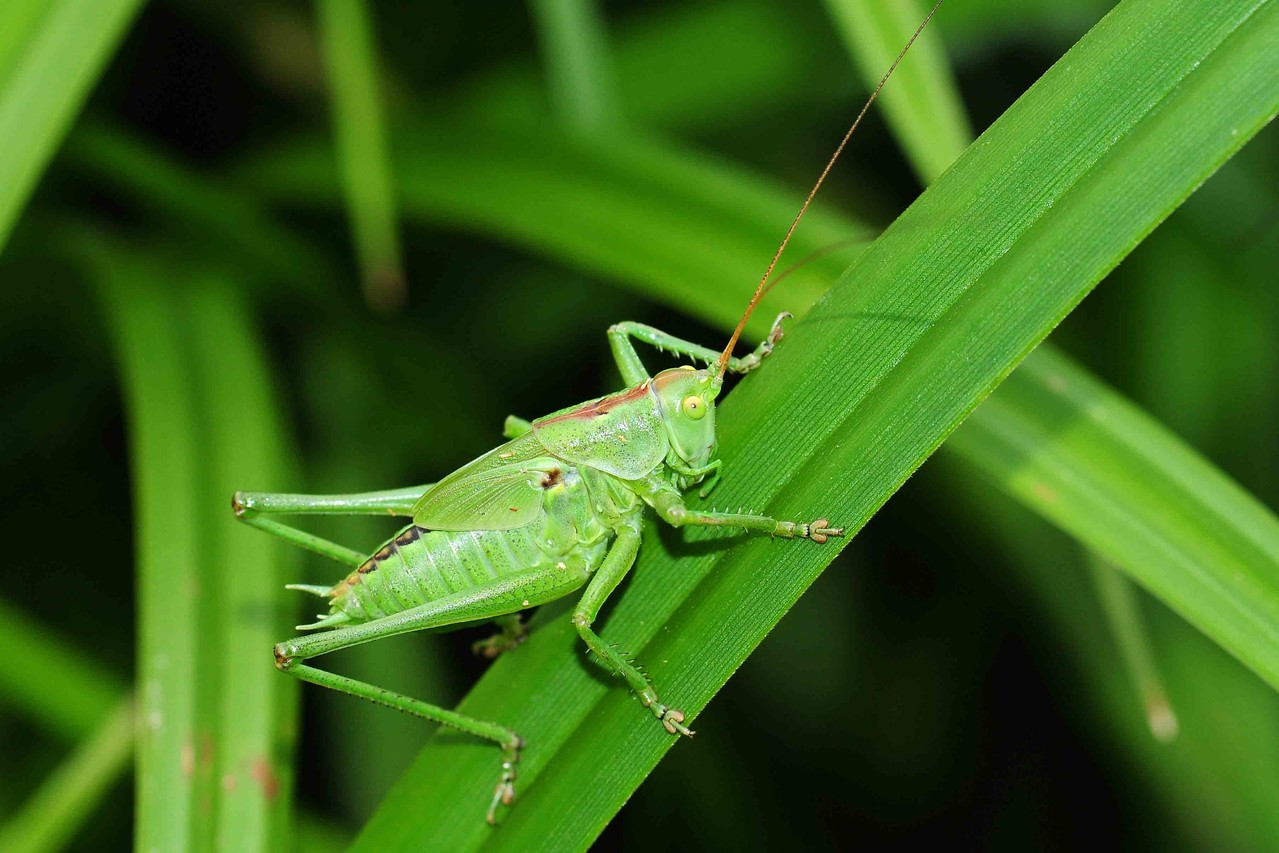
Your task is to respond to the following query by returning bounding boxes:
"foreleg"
[647,482,843,543]
[608,312,792,383]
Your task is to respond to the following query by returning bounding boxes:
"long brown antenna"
[762,235,872,297]
[716,0,945,376]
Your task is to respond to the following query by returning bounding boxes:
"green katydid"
[233,1,943,825]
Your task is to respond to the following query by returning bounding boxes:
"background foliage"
[0,0,1275,850]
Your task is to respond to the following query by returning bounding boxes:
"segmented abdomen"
[319,465,627,626]
[328,522,577,623]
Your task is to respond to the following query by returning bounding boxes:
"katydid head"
[652,365,720,470]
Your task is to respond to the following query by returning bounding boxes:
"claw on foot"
[767,311,793,347]
[651,703,694,737]
[807,518,844,545]
[487,779,515,825]
[472,633,527,660]
[661,707,695,737]
[755,312,792,362]
[485,738,524,825]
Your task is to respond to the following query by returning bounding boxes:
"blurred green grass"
[0,0,1275,850]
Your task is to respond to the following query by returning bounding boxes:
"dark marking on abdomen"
[357,526,424,576]
[394,525,424,546]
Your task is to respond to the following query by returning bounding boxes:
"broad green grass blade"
[0,1,49,84]
[0,0,145,252]
[95,248,302,851]
[821,0,970,184]
[947,346,1279,688]
[0,698,134,853]
[339,0,1278,847]
[0,599,124,741]
[95,250,206,853]
[185,283,299,851]
[831,0,1185,739]
[316,0,404,309]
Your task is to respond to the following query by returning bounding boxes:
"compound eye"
[681,395,706,420]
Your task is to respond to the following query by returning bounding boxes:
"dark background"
[1,0,1276,849]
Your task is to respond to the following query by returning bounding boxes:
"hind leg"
[274,563,587,823]
[232,485,432,565]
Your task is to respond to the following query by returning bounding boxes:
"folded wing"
[412,433,563,531]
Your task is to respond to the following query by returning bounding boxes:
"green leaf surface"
[93,244,299,852]
[948,346,1279,687]
[0,0,145,252]
[95,250,207,853]
[323,0,1278,847]
[187,283,299,852]
[0,0,49,85]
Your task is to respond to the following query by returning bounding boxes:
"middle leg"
[571,525,694,737]
[472,613,529,659]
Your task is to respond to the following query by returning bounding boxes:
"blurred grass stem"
[1086,552,1179,742]
[0,698,135,853]
[317,0,404,310]
[529,0,622,132]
